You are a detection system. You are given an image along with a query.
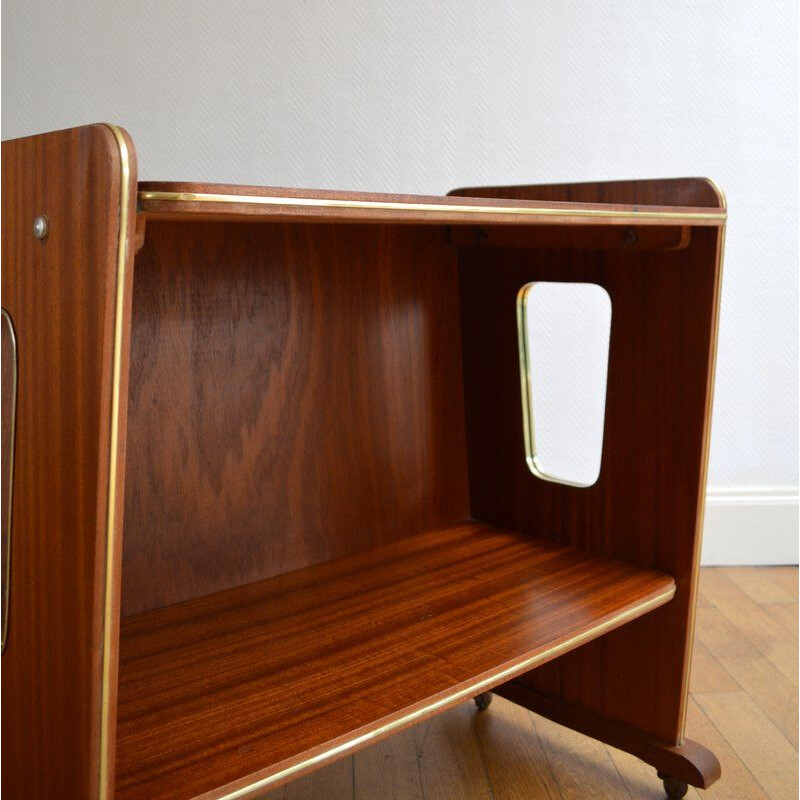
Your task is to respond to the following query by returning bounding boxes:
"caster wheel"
[474,692,493,711]
[657,771,688,799]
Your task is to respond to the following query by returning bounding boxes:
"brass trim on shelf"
[214,583,675,800]
[138,190,727,223]
[1,307,18,653]
[98,123,132,800]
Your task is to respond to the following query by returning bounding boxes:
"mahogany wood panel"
[114,522,675,800]
[450,177,725,209]
[1,125,138,799]
[122,221,469,615]
[455,196,723,748]
[137,181,726,227]
[449,223,691,251]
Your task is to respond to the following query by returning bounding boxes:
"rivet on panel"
[33,215,49,241]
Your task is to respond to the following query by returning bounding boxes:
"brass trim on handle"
[516,282,612,488]
[1,307,18,653]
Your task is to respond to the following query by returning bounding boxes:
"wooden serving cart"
[1,124,725,799]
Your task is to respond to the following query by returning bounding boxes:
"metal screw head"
[623,228,638,245]
[33,215,49,240]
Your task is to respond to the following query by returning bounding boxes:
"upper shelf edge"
[137,182,727,227]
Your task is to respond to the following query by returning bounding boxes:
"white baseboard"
[701,487,799,565]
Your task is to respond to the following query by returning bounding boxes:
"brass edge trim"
[213,584,676,800]
[702,177,728,212]
[99,123,132,800]
[1,308,18,653]
[138,191,727,222]
[515,283,611,489]
[516,286,536,480]
[677,220,727,742]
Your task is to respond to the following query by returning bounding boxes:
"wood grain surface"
[450,177,725,209]
[136,181,726,227]
[122,220,469,615]
[252,567,796,800]
[0,124,138,799]
[114,522,674,800]
[454,179,724,748]
[448,223,691,251]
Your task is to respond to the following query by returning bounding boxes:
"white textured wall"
[3,1,797,560]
